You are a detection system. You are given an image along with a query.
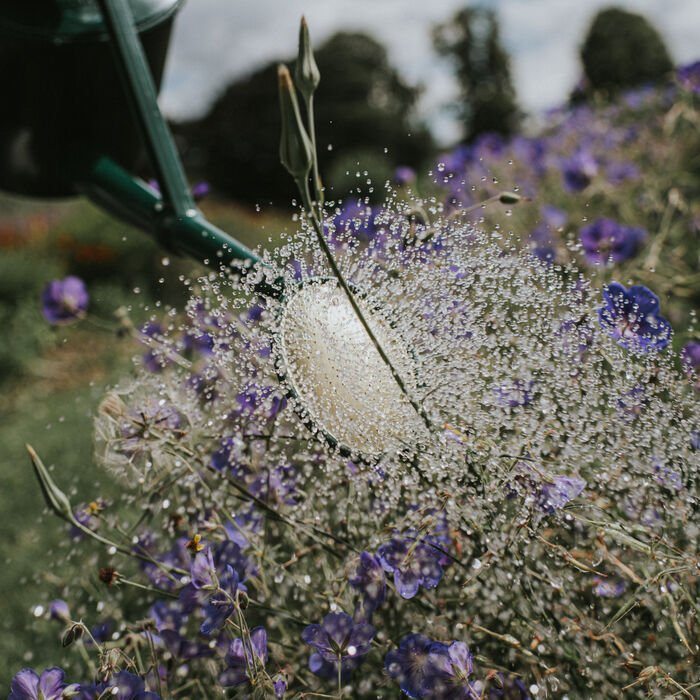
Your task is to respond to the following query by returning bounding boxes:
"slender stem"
[306,94,324,213]
[296,177,436,439]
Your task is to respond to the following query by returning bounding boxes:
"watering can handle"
[79,0,264,270]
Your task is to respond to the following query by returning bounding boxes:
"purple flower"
[593,578,626,598]
[107,671,160,700]
[348,551,386,614]
[653,460,683,491]
[561,150,598,192]
[377,531,449,599]
[384,634,437,699]
[537,475,586,513]
[48,599,71,622]
[605,161,640,185]
[210,436,247,475]
[9,667,78,700]
[579,218,646,265]
[232,384,287,420]
[219,626,268,688]
[485,674,531,699]
[200,564,240,636]
[677,60,700,94]
[540,205,567,231]
[302,611,375,665]
[249,466,297,506]
[681,341,700,387]
[138,322,172,373]
[41,276,88,325]
[494,379,534,408]
[190,546,217,589]
[597,282,671,352]
[421,641,476,699]
[394,166,417,186]
[330,200,378,244]
[191,181,211,201]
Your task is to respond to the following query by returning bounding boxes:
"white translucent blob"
[278,280,425,458]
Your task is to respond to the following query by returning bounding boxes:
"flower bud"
[294,16,320,101]
[278,64,313,181]
[27,444,75,522]
[499,191,522,204]
[61,622,84,648]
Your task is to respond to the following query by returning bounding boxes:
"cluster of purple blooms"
[385,635,530,699]
[41,276,89,325]
[597,282,671,352]
[579,218,646,265]
[8,668,159,700]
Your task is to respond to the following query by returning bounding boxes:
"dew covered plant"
[11,21,700,700]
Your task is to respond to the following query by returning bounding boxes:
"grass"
[0,192,287,686]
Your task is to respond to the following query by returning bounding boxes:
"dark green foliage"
[174,32,433,204]
[433,6,520,142]
[581,7,673,94]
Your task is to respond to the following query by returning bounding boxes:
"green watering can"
[0,0,262,273]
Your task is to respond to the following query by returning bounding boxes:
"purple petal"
[38,668,66,700]
[9,669,39,700]
[394,568,421,599]
[250,626,268,664]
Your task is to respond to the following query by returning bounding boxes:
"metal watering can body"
[0,0,182,197]
[0,0,261,278]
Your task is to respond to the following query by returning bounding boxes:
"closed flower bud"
[294,16,320,100]
[27,444,75,522]
[499,191,522,204]
[61,622,84,647]
[278,64,313,180]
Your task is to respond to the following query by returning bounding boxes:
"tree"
[580,7,673,95]
[433,7,520,143]
[174,32,433,205]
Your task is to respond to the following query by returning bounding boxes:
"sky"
[159,0,700,145]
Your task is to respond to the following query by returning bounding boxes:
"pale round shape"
[277,280,425,458]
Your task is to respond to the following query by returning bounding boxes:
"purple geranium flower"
[537,475,586,513]
[677,60,700,94]
[593,577,626,598]
[681,341,700,389]
[653,459,683,491]
[107,671,160,700]
[9,667,78,700]
[561,150,598,191]
[219,630,286,697]
[200,564,240,636]
[41,276,88,325]
[598,283,671,352]
[302,611,375,666]
[377,530,449,599]
[384,634,437,699]
[421,641,477,699]
[486,674,531,698]
[579,218,646,265]
[394,166,417,186]
[48,599,71,622]
[348,551,386,615]
[219,626,269,688]
[605,161,640,185]
[494,379,534,408]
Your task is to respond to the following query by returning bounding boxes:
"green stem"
[296,176,436,442]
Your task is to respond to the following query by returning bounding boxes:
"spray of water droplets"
[89,190,699,696]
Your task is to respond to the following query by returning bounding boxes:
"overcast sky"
[160,0,700,145]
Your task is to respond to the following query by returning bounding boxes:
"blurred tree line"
[173,32,433,206]
[171,5,675,206]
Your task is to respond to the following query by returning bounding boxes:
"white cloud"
[159,0,700,144]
